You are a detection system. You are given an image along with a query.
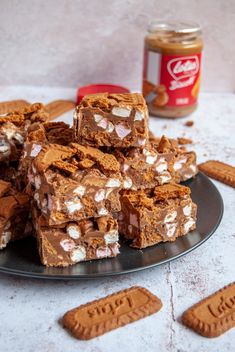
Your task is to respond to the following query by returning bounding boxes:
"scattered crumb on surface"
[177,137,192,145]
[184,120,194,127]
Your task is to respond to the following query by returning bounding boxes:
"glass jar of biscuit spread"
[142,21,203,118]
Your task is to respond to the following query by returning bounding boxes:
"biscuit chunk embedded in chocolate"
[74,93,149,148]
[149,132,198,182]
[118,183,197,249]
[0,179,30,249]
[17,121,73,190]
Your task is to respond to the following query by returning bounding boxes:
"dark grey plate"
[0,172,223,279]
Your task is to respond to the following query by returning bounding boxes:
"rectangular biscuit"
[199,160,235,188]
[45,100,76,120]
[62,286,162,339]
[182,282,235,337]
[0,100,30,115]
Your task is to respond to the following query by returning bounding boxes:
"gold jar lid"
[146,21,203,54]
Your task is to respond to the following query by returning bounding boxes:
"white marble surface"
[0,0,235,92]
[0,86,235,352]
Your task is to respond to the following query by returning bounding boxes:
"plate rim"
[0,173,224,280]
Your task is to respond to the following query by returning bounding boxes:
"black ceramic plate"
[0,172,223,279]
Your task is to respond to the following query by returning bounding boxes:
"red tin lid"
[77,84,130,104]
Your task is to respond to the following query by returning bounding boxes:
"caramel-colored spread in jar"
[142,21,203,118]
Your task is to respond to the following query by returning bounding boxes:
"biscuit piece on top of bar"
[74,93,149,147]
[118,184,197,249]
[0,179,30,249]
[32,205,119,267]
[29,143,123,225]
[18,121,73,190]
[149,132,198,182]
[0,103,48,164]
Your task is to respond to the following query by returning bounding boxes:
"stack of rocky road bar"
[0,94,197,266]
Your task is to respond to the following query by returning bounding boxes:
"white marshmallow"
[164,211,177,223]
[97,117,108,129]
[34,175,41,190]
[0,231,11,249]
[183,204,192,216]
[95,189,105,202]
[0,142,10,154]
[94,114,103,123]
[134,110,144,121]
[159,173,171,184]
[105,178,121,188]
[98,207,109,216]
[184,218,195,233]
[66,224,81,239]
[71,246,86,262]
[14,132,24,144]
[137,138,146,146]
[107,121,114,133]
[96,246,112,258]
[74,185,86,197]
[60,239,75,252]
[146,154,157,164]
[104,230,119,244]
[123,177,133,189]
[155,162,168,173]
[115,124,131,139]
[112,107,131,117]
[30,144,42,157]
[122,163,129,172]
[165,223,177,237]
[65,198,83,213]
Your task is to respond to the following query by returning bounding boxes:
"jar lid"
[77,84,130,104]
[148,21,201,35]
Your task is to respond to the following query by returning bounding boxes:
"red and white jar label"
[143,49,202,107]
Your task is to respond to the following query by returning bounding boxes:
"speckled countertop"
[0,86,234,352]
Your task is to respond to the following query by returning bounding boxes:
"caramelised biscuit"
[0,103,49,171]
[0,179,11,197]
[0,179,30,249]
[118,183,197,249]
[182,282,235,337]
[32,205,120,267]
[29,143,123,225]
[62,286,162,339]
[0,102,48,126]
[153,183,190,200]
[45,100,76,120]
[0,100,30,115]
[177,137,192,145]
[199,160,235,188]
[149,132,198,182]
[74,93,149,148]
[17,121,73,191]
